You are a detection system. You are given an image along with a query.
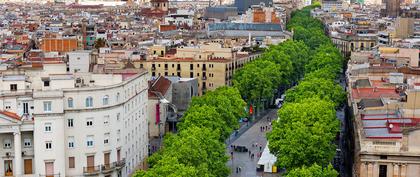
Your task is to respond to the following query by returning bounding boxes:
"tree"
[285,78,345,106]
[305,52,341,79]
[304,68,338,81]
[286,164,338,177]
[94,38,106,49]
[212,86,247,119]
[134,157,201,177]
[268,98,339,170]
[261,48,293,85]
[189,87,246,132]
[178,105,230,140]
[163,127,229,177]
[272,40,310,82]
[136,127,229,177]
[233,60,281,109]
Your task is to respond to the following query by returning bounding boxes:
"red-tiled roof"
[148,76,171,98]
[0,111,20,121]
[352,88,399,99]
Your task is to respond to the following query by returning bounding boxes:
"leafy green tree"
[137,127,229,177]
[233,60,281,110]
[164,126,229,177]
[304,68,338,81]
[178,105,230,140]
[286,164,338,177]
[134,157,201,177]
[272,40,310,82]
[261,48,293,85]
[268,98,339,170]
[189,88,245,132]
[285,78,345,106]
[212,86,247,119]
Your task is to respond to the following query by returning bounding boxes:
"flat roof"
[2,75,26,81]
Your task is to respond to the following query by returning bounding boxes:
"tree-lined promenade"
[134,4,345,177]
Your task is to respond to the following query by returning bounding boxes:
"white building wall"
[0,71,149,177]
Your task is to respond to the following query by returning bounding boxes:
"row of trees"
[267,5,345,176]
[135,4,344,177]
[134,87,246,177]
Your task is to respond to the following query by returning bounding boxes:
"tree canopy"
[286,164,338,177]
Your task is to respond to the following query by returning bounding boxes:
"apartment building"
[135,43,260,94]
[347,48,420,177]
[0,63,149,177]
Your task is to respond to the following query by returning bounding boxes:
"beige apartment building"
[347,49,420,177]
[134,43,261,94]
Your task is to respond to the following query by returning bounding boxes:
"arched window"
[103,95,109,105]
[68,97,74,108]
[85,97,93,107]
[116,92,120,102]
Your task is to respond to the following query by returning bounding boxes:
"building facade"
[0,67,149,177]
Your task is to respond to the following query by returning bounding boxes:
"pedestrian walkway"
[227,109,280,177]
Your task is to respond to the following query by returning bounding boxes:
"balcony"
[151,67,156,71]
[202,76,207,80]
[115,159,126,170]
[101,159,126,174]
[83,165,100,176]
[101,164,113,174]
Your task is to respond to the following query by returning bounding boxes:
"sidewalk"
[226,109,272,145]
[227,109,280,177]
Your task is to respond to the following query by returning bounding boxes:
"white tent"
[257,142,277,173]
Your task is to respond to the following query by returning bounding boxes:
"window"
[10,84,17,91]
[4,139,11,149]
[43,101,52,112]
[379,165,387,177]
[45,141,52,149]
[103,95,109,105]
[24,138,31,147]
[87,136,94,147]
[86,118,93,127]
[68,136,74,148]
[44,80,50,87]
[116,93,120,102]
[67,98,74,108]
[85,97,93,107]
[104,133,110,144]
[45,123,52,132]
[103,115,110,125]
[117,113,120,121]
[68,119,74,127]
[69,157,75,168]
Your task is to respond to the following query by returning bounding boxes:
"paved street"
[227,109,280,177]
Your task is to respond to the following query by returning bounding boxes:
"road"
[227,109,280,177]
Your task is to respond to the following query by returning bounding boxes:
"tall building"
[0,63,149,177]
[234,0,273,14]
[395,17,415,39]
[386,0,400,18]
